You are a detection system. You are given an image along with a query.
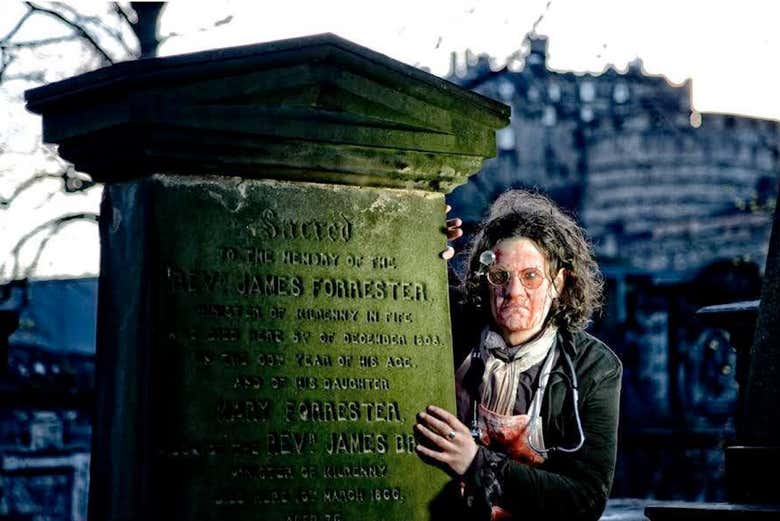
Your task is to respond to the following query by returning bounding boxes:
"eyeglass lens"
[487,267,544,290]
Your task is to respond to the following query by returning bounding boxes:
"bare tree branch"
[112,3,135,27]
[3,212,99,280]
[159,12,233,46]
[50,2,104,25]
[2,71,46,82]
[0,173,62,209]
[0,168,96,210]
[1,35,78,49]
[1,7,34,43]
[530,0,553,35]
[129,2,165,57]
[24,1,114,65]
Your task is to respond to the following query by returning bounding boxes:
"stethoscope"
[471,250,586,455]
[468,339,586,456]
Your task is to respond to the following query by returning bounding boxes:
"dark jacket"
[438,329,622,521]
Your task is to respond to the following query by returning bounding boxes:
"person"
[416,190,622,521]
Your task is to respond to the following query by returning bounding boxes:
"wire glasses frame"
[485,267,546,290]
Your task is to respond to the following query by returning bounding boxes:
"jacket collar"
[557,328,579,359]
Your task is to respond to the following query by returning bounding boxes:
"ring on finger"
[447,430,457,441]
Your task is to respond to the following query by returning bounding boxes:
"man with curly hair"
[415,190,622,521]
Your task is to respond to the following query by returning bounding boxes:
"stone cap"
[26,33,510,192]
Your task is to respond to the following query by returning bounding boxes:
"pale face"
[488,237,564,346]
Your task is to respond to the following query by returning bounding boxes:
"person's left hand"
[441,205,463,260]
[415,405,478,476]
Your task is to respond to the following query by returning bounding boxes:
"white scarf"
[479,326,558,415]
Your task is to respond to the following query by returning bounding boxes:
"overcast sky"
[160,0,780,121]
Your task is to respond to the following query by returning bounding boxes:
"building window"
[497,127,516,150]
[543,106,557,126]
[548,82,561,102]
[614,83,630,103]
[498,80,515,101]
[579,81,595,102]
[580,106,594,122]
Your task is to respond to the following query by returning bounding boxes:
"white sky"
[2,0,780,281]
[161,0,780,120]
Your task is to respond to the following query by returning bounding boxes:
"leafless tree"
[0,3,231,281]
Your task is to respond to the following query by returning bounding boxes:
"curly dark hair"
[462,189,603,332]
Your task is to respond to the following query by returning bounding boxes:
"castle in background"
[448,36,777,277]
[446,35,778,500]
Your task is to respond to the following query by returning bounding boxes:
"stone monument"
[25,34,509,521]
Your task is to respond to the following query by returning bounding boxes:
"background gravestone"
[25,34,509,521]
[646,185,780,520]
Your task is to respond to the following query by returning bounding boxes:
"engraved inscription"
[311,278,428,301]
[156,186,453,520]
[255,209,353,243]
[285,401,401,423]
[217,398,272,423]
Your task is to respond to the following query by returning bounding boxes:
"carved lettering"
[386,356,413,368]
[256,353,285,367]
[197,303,244,319]
[196,303,269,321]
[369,256,397,269]
[166,266,303,297]
[216,398,271,423]
[283,250,340,267]
[311,278,428,301]
[321,377,390,392]
[230,441,263,456]
[286,401,360,422]
[413,334,442,346]
[296,307,359,322]
[236,272,303,297]
[252,489,292,504]
[219,246,274,265]
[320,487,402,503]
[342,333,408,346]
[267,431,317,455]
[286,514,343,521]
[207,327,240,343]
[295,376,318,389]
[358,355,378,368]
[258,209,353,242]
[326,432,388,455]
[384,311,413,323]
[284,401,401,423]
[199,350,250,367]
[249,328,284,343]
[230,465,294,480]
[232,374,265,390]
[322,464,388,479]
[296,353,332,367]
[322,488,365,503]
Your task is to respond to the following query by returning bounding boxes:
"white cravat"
[479,326,558,415]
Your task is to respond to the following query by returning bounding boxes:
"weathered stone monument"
[25,34,509,520]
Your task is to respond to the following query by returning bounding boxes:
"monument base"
[725,446,780,504]
[645,503,780,521]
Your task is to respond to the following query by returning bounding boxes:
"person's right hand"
[441,205,463,260]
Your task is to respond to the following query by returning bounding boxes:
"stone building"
[0,278,95,521]
[446,36,778,500]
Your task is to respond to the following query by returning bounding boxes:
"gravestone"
[25,34,509,521]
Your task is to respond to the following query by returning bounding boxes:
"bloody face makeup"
[488,238,563,346]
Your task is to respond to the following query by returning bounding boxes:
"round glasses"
[486,267,545,290]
